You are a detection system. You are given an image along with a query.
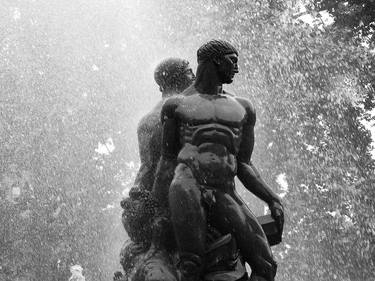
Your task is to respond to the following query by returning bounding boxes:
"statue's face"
[178,64,195,91]
[217,53,239,84]
[184,64,196,83]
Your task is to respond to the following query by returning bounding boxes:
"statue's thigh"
[210,191,248,232]
[169,163,205,217]
[210,191,265,237]
[231,191,267,237]
[168,164,207,254]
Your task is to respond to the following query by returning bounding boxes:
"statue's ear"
[213,57,221,65]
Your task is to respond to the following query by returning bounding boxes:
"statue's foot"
[145,266,177,281]
[177,253,203,281]
[133,249,178,281]
[177,271,202,281]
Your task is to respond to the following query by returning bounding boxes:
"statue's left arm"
[152,98,180,208]
[236,98,284,234]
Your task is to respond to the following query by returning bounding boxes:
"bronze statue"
[152,40,284,281]
[120,57,251,281]
[132,58,196,194]
[120,58,195,280]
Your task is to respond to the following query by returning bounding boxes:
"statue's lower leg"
[211,191,277,281]
[177,252,204,281]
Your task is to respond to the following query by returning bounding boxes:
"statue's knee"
[169,182,201,215]
[268,259,277,278]
[170,172,199,201]
[252,256,277,281]
[173,163,195,181]
[144,263,177,281]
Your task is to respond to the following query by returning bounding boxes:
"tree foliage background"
[0,1,374,281]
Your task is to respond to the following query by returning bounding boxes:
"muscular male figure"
[153,40,284,281]
[132,57,195,195]
[120,58,195,280]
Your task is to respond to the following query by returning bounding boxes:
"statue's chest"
[175,95,247,126]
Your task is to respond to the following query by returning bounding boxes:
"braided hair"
[197,39,238,63]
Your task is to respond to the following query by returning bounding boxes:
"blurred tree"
[314,0,375,43]
[310,0,375,109]
[151,1,375,280]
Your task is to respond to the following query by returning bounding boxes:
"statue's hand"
[269,200,284,235]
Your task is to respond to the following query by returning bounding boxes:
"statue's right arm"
[152,98,180,207]
[236,98,284,234]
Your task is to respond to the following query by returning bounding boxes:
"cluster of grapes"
[137,189,159,217]
[121,188,160,243]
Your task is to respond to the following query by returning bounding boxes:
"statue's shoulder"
[161,95,185,119]
[162,95,183,109]
[137,113,155,137]
[224,91,256,123]
[137,101,164,135]
[162,85,198,112]
[223,91,255,111]
[237,97,255,115]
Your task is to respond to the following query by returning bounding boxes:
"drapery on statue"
[119,40,284,281]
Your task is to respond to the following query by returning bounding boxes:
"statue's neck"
[162,90,179,99]
[195,82,222,95]
[194,62,223,95]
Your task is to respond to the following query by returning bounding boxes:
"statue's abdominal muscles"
[176,95,246,188]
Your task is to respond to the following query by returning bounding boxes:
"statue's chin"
[224,77,234,84]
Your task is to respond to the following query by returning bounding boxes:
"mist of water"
[1,1,374,281]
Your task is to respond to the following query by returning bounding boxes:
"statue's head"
[197,39,239,84]
[154,58,195,93]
